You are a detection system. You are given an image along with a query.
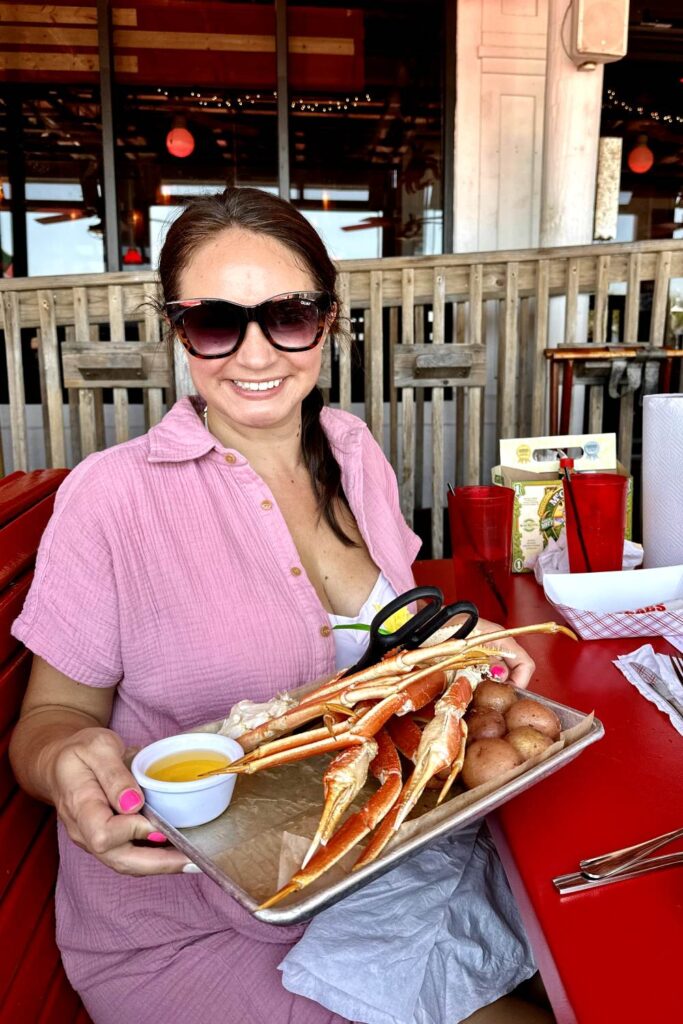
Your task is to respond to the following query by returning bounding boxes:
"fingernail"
[490,665,505,679]
[119,788,142,812]
[147,831,167,843]
[182,862,203,874]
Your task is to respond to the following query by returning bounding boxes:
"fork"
[580,825,683,879]
[555,850,683,895]
[628,661,683,718]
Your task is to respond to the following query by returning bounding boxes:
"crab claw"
[301,739,378,867]
[259,731,402,910]
[353,674,473,869]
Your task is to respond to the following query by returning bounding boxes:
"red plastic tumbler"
[563,472,627,573]
[447,485,514,623]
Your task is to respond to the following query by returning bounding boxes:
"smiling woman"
[9,186,542,1024]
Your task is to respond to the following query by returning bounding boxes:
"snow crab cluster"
[206,621,575,908]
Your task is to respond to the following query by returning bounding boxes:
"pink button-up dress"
[12,397,421,1024]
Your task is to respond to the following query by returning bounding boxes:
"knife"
[627,661,683,719]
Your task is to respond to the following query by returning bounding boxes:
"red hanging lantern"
[123,246,143,265]
[627,136,654,174]
[166,118,195,158]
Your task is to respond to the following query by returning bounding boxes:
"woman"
[10,188,546,1024]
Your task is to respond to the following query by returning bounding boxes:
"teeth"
[233,379,282,392]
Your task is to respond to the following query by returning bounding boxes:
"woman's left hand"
[472,617,535,689]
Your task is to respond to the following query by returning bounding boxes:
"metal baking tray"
[143,691,603,925]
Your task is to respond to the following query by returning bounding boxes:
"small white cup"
[131,732,244,828]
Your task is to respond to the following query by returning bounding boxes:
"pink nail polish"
[119,788,142,812]
[490,665,505,679]
[147,832,167,843]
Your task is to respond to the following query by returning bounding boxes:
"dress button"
[261,500,273,511]
[320,625,332,638]
[290,566,302,576]
[224,453,236,464]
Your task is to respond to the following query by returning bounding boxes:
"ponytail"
[301,387,357,546]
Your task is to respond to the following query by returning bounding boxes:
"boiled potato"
[505,698,561,740]
[461,738,522,789]
[471,680,518,714]
[464,708,507,742]
[506,725,554,761]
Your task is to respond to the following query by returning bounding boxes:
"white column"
[455,0,548,254]
[539,0,605,247]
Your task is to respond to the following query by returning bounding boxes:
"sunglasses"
[166,291,334,359]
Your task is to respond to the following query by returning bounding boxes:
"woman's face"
[177,227,328,436]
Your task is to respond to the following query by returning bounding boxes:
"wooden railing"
[2,239,683,556]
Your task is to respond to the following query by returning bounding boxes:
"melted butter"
[146,750,231,782]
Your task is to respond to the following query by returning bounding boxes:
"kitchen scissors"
[342,586,479,677]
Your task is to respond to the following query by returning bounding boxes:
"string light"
[604,88,683,126]
[136,90,375,114]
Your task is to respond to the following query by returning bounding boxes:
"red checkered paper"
[542,564,683,640]
[549,602,683,640]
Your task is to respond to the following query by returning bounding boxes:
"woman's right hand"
[47,726,191,876]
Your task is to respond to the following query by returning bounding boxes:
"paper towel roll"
[642,394,683,568]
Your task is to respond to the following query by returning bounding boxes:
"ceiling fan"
[342,213,426,238]
[36,161,102,226]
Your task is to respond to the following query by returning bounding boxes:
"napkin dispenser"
[543,564,683,640]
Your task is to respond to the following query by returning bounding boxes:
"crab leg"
[353,673,474,869]
[214,668,448,783]
[296,669,448,863]
[258,730,402,910]
[301,739,378,868]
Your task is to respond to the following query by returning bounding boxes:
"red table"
[413,561,682,1024]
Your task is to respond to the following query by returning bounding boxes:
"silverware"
[629,661,683,719]
[579,825,683,879]
[554,851,683,895]
[669,655,683,688]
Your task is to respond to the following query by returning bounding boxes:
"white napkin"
[533,532,643,584]
[279,825,536,1024]
[613,644,683,736]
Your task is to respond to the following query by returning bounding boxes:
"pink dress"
[12,397,421,1024]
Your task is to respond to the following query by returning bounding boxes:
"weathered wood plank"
[431,268,446,558]
[388,305,399,470]
[337,271,352,412]
[593,254,610,345]
[106,285,129,445]
[588,385,604,433]
[2,292,29,471]
[465,386,482,485]
[649,250,672,346]
[414,307,425,511]
[499,263,519,439]
[465,263,484,483]
[400,268,415,525]
[62,344,173,389]
[367,272,384,444]
[73,285,105,455]
[618,391,634,473]
[564,257,579,346]
[531,258,550,436]
[393,345,487,387]
[518,297,532,437]
[37,289,67,467]
[623,252,641,345]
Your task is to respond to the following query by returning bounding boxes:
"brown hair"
[158,186,356,546]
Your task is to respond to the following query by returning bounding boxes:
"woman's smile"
[229,376,285,396]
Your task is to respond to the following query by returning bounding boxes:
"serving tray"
[143,691,603,925]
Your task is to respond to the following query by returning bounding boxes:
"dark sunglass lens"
[264,298,321,348]
[181,303,242,355]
